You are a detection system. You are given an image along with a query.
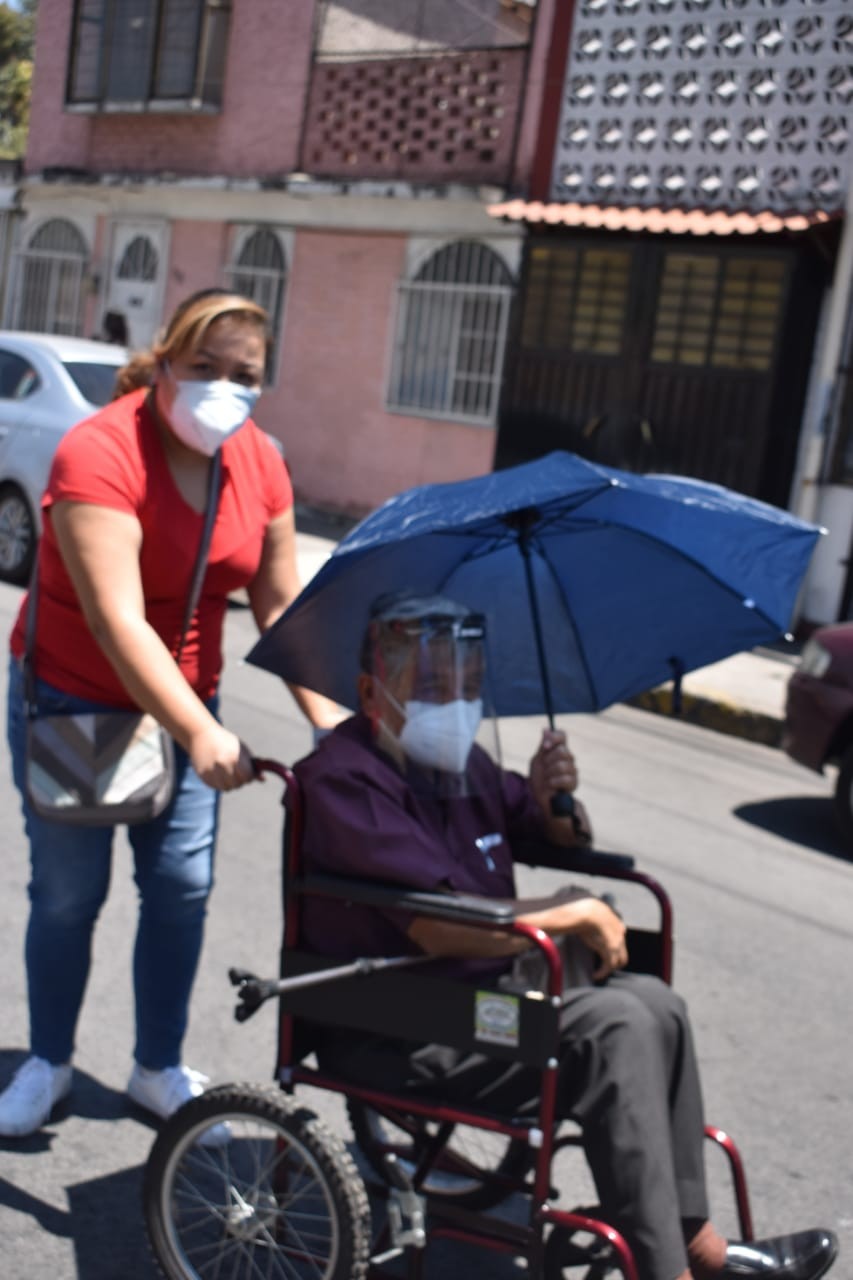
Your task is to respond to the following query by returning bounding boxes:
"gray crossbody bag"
[22,450,222,826]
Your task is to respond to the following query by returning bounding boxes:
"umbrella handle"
[551,790,576,820]
[551,790,592,845]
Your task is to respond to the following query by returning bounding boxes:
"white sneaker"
[127,1063,230,1146]
[127,1063,210,1118]
[0,1056,72,1137]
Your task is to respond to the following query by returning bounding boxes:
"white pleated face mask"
[397,697,484,774]
[167,378,260,456]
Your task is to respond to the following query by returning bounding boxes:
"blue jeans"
[7,656,220,1069]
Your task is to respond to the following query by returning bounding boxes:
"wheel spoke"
[145,1089,369,1280]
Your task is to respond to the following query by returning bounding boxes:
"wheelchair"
[142,758,754,1280]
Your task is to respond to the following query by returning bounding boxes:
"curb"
[626,687,784,749]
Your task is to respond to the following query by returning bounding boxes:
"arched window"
[117,235,158,282]
[388,240,514,425]
[13,219,89,335]
[226,228,287,380]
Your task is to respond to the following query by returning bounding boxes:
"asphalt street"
[0,578,851,1279]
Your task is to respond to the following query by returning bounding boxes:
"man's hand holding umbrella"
[529,728,593,846]
[522,728,628,981]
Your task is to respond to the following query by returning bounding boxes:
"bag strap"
[23,448,223,714]
[175,447,222,663]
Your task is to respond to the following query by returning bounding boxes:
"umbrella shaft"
[519,533,556,730]
[518,528,580,826]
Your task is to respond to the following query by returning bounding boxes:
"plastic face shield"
[374,613,486,706]
[370,612,500,786]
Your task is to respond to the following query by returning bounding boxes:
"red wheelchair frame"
[142,758,753,1280]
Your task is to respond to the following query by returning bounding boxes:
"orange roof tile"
[487,200,839,237]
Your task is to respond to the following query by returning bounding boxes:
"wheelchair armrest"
[296,873,517,926]
[513,838,635,874]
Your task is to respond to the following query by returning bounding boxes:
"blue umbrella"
[247,452,822,720]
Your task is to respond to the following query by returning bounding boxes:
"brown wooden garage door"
[496,234,823,506]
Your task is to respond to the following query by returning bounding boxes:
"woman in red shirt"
[0,290,339,1137]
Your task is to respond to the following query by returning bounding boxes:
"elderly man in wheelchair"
[297,591,835,1280]
[142,590,838,1280]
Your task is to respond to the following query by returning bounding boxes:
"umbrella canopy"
[247,452,822,717]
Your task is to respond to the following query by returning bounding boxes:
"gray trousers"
[319,971,708,1280]
[554,972,708,1280]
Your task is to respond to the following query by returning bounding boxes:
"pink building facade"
[12,0,555,514]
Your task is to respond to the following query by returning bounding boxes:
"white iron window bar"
[388,241,514,426]
[224,228,287,383]
[12,220,88,335]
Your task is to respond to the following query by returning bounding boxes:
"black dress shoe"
[722,1229,838,1280]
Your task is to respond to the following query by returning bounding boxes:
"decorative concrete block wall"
[301,48,527,185]
[551,0,852,212]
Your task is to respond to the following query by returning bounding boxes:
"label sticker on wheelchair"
[475,992,520,1047]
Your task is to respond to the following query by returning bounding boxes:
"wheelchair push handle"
[250,756,290,782]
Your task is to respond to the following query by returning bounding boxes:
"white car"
[0,331,127,583]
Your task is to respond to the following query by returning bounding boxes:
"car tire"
[833,744,853,850]
[0,483,36,584]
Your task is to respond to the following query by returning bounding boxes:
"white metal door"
[105,221,168,349]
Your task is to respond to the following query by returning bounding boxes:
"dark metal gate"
[496,233,826,506]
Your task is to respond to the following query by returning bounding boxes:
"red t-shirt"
[10,388,293,706]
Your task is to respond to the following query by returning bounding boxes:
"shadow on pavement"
[68,1164,159,1279]
[0,1051,158,1275]
[733,795,852,862]
[0,1175,72,1234]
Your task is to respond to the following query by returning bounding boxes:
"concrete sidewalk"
[293,523,796,750]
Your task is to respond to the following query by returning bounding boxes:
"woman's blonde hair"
[114,289,270,398]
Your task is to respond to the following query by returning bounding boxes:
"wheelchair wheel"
[544,1222,623,1280]
[143,1084,371,1280]
[347,1098,532,1210]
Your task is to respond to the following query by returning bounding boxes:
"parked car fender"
[783,668,853,772]
[783,624,853,848]
[0,332,126,583]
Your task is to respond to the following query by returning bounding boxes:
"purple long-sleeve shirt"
[294,713,545,977]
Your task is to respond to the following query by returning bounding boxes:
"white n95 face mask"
[168,379,260,456]
[399,698,483,774]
